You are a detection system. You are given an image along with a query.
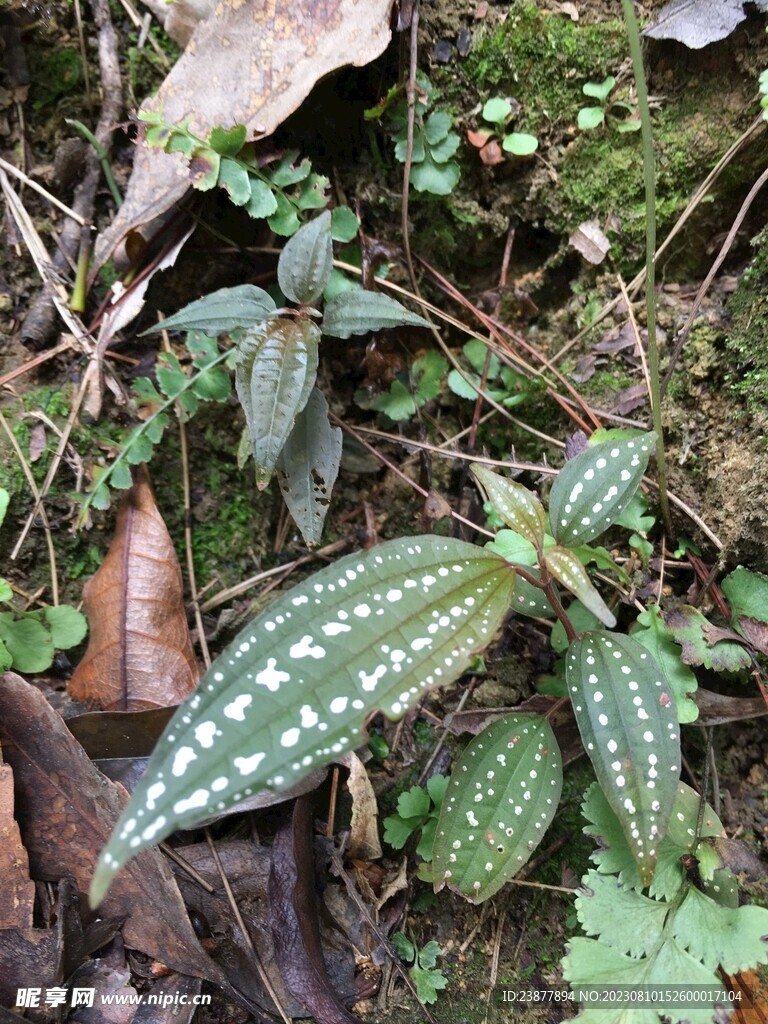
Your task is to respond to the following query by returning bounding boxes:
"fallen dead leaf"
[0,672,230,986]
[0,757,34,930]
[69,465,199,711]
[346,753,382,862]
[478,138,504,166]
[94,0,395,269]
[569,220,611,264]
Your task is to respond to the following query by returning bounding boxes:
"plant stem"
[621,0,672,537]
[66,118,123,208]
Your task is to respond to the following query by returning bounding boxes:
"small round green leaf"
[577,106,605,130]
[482,97,511,126]
[566,632,680,886]
[433,715,562,903]
[549,431,656,546]
[501,132,538,156]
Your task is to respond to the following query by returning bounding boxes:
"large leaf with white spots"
[235,318,320,489]
[549,432,656,546]
[433,715,562,903]
[565,633,680,886]
[90,536,516,905]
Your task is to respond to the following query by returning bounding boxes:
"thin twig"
[0,156,88,225]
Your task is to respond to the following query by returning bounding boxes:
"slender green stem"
[621,0,672,537]
[66,118,123,208]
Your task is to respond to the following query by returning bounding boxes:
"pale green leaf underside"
[566,632,680,885]
[322,291,431,338]
[576,871,669,959]
[276,388,342,547]
[91,536,516,905]
[543,546,616,628]
[549,432,656,546]
[433,714,562,903]
[673,885,768,974]
[235,319,320,488]
[145,285,276,335]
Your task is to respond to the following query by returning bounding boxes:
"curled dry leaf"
[94,0,395,268]
[69,465,199,711]
[346,752,382,861]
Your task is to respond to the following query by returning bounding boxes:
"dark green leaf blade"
[566,632,680,885]
[322,291,431,338]
[277,210,333,305]
[90,536,517,905]
[433,714,562,903]
[276,389,342,546]
[144,285,276,335]
[235,319,320,489]
[549,432,656,546]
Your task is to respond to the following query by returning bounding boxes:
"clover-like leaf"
[90,536,517,905]
[277,209,333,305]
[235,318,320,489]
[208,123,247,157]
[433,714,562,903]
[673,885,768,975]
[471,465,545,547]
[217,157,252,206]
[145,285,276,335]
[566,632,680,885]
[633,606,698,723]
[549,431,656,546]
[543,546,616,628]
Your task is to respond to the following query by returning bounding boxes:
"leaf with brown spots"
[93,0,395,268]
[69,465,199,711]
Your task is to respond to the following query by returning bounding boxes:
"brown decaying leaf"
[346,752,382,861]
[0,672,229,986]
[93,0,395,268]
[569,220,611,265]
[0,758,35,930]
[69,466,199,711]
[269,797,364,1024]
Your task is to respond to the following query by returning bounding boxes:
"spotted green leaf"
[277,209,332,305]
[90,536,517,906]
[275,388,342,547]
[549,431,656,546]
[235,318,320,489]
[433,715,562,903]
[566,632,680,886]
[470,465,545,547]
[543,546,616,628]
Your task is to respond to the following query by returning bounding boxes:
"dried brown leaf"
[94,0,394,268]
[346,753,382,861]
[0,672,230,986]
[69,466,199,711]
[0,758,34,930]
[569,220,611,264]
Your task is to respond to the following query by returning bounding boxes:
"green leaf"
[566,632,680,885]
[502,132,538,156]
[663,605,752,673]
[485,530,553,618]
[576,870,670,958]
[267,192,301,236]
[673,885,768,974]
[208,123,247,156]
[549,432,656,546]
[417,940,442,971]
[471,465,546,547]
[394,126,426,165]
[189,146,220,190]
[392,932,415,962]
[155,353,187,398]
[433,714,562,903]
[90,536,517,905]
[424,110,452,144]
[409,151,460,195]
[543,546,616,628]
[370,377,417,421]
[464,339,501,377]
[322,291,431,338]
[331,206,360,243]
[583,76,616,102]
[146,285,276,335]
[270,151,311,186]
[0,613,54,673]
[217,157,252,206]
[235,319,320,489]
[245,178,278,219]
[551,603,603,654]
[187,333,231,402]
[582,781,725,900]
[0,578,12,603]
[482,97,511,127]
[296,173,329,211]
[447,369,483,400]
[277,210,333,305]
[43,605,87,650]
[722,565,768,623]
[276,389,342,546]
[633,607,698,724]
[578,106,605,130]
[426,773,448,808]
[0,637,11,671]
[398,784,431,820]
[0,487,9,529]
[409,964,447,1004]
[428,132,461,164]
[571,544,631,585]
[614,492,655,534]
[383,814,423,849]
[416,816,438,860]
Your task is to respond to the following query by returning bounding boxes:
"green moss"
[724,226,768,415]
